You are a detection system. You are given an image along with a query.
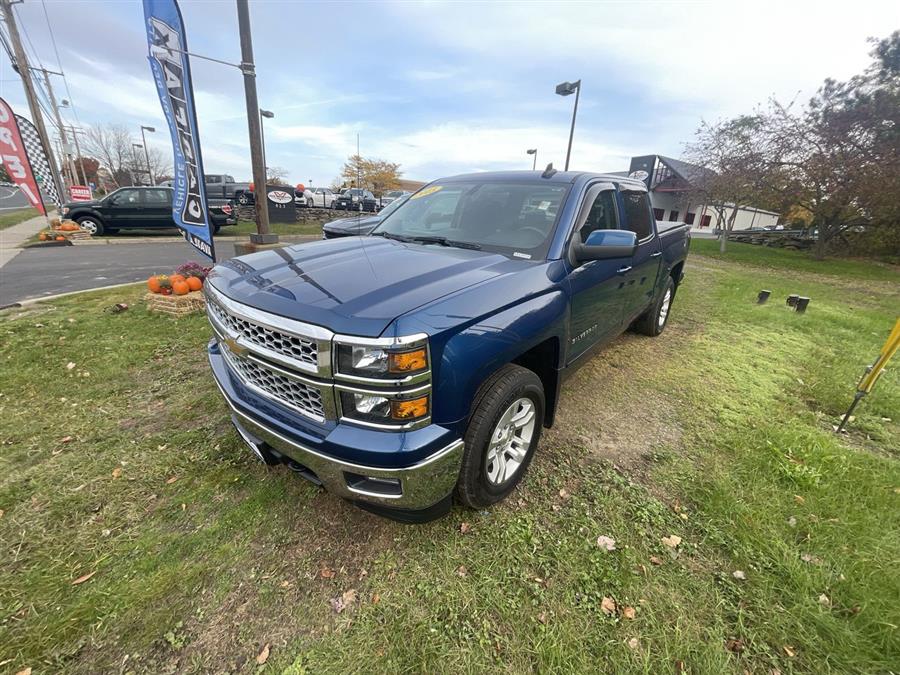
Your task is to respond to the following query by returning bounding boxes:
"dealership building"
[622,155,780,231]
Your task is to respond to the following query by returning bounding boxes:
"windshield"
[376,194,409,218]
[372,181,569,259]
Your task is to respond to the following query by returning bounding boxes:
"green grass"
[0,207,39,230]
[229,218,326,237]
[0,248,897,673]
[691,238,899,282]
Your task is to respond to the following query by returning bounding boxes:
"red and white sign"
[69,185,92,201]
[0,97,45,215]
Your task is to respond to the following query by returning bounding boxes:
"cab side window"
[579,189,617,242]
[621,190,653,240]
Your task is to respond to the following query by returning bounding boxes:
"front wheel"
[238,193,250,205]
[634,277,675,337]
[455,364,544,509]
[76,216,104,236]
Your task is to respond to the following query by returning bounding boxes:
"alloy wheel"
[485,397,536,485]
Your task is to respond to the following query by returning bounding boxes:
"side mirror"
[574,229,637,262]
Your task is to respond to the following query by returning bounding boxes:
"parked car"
[60,186,237,235]
[205,174,253,205]
[335,188,377,212]
[306,186,337,209]
[204,170,690,522]
[294,190,310,208]
[378,190,410,208]
[322,193,410,238]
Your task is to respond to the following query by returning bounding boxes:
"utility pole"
[40,67,77,191]
[66,125,89,189]
[0,0,65,208]
[236,0,273,244]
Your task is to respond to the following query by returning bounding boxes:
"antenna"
[541,163,557,179]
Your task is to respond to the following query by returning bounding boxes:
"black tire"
[455,364,545,509]
[76,215,104,236]
[634,276,675,337]
[238,193,250,205]
[212,224,221,234]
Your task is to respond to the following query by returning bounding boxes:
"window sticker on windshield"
[513,252,532,259]
[410,185,443,200]
[538,201,551,210]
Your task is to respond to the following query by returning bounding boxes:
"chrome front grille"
[220,342,327,421]
[207,294,317,367]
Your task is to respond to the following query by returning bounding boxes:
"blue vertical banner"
[143,0,215,261]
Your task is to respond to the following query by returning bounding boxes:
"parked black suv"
[60,187,237,236]
[334,188,377,212]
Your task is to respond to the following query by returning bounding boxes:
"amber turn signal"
[391,395,429,420]
[389,348,427,373]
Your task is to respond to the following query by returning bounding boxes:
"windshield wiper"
[409,235,482,250]
[372,231,413,242]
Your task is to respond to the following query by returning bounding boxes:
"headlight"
[336,344,428,379]
[339,390,430,425]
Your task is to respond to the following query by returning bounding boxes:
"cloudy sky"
[1,0,897,186]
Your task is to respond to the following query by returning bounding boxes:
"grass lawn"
[1,246,897,673]
[0,207,40,230]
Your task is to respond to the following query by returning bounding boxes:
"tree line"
[687,31,899,258]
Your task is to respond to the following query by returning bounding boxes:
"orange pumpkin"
[55,235,65,241]
[186,276,202,291]
[169,274,186,285]
[172,280,190,295]
[147,276,161,293]
[39,232,48,241]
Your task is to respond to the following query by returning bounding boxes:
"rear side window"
[579,190,617,242]
[621,190,653,240]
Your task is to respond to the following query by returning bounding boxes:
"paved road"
[0,238,314,306]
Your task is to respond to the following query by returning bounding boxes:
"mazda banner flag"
[0,97,48,216]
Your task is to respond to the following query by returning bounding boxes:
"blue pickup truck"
[205,170,690,521]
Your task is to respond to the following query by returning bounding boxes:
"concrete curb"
[2,280,146,310]
[24,234,320,246]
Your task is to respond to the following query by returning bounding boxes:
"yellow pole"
[837,318,900,432]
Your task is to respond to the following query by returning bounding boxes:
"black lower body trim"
[353,493,453,524]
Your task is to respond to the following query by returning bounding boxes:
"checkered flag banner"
[14,114,61,207]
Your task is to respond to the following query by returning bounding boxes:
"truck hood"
[208,236,530,336]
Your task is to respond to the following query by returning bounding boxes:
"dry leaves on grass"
[818,593,831,608]
[649,555,663,566]
[783,645,796,658]
[801,553,822,565]
[15,668,32,675]
[330,588,358,614]
[71,571,96,585]
[600,597,617,616]
[459,522,471,534]
[256,644,270,665]
[456,565,468,577]
[661,534,682,548]
[725,637,745,653]
[627,637,640,650]
[319,567,336,579]
[622,606,636,620]
[111,467,122,479]
[732,570,747,580]
[165,476,178,484]
[596,535,617,552]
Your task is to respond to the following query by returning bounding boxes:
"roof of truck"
[437,170,647,189]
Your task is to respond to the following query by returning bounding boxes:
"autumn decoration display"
[144,263,212,317]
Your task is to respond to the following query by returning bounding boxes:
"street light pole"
[236,0,273,243]
[526,148,537,171]
[555,79,581,171]
[140,125,156,186]
[132,144,143,185]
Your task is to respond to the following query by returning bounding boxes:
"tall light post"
[132,143,144,185]
[140,125,156,185]
[526,148,537,171]
[555,79,581,171]
[259,109,274,181]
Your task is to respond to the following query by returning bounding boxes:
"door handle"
[616,266,632,274]
[650,251,662,258]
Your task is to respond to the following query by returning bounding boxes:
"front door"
[141,188,175,228]
[104,188,142,228]
[565,185,630,364]
[618,189,662,323]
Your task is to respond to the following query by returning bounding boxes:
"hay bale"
[144,291,206,317]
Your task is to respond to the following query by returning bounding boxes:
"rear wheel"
[455,364,544,508]
[238,193,250,205]
[76,216,104,236]
[634,277,675,336]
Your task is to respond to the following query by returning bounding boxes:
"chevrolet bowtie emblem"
[223,337,248,357]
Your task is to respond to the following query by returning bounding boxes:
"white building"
[623,155,780,232]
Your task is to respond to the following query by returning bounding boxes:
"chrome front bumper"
[210,360,464,513]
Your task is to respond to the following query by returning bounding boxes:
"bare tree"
[265,166,290,185]
[83,124,133,188]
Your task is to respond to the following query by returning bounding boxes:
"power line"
[40,0,81,128]
[12,2,42,69]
